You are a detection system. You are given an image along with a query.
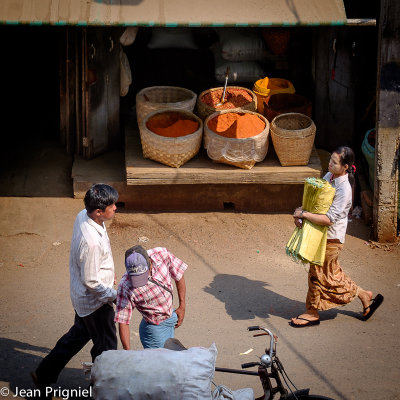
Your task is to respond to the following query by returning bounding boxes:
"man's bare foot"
[358,290,373,316]
[290,311,319,326]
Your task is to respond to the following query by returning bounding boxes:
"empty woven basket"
[139,109,203,168]
[136,86,197,127]
[270,113,316,166]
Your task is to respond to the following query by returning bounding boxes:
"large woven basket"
[197,86,257,121]
[139,109,203,168]
[136,86,197,127]
[204,109,269,170]
[270,113,316,166]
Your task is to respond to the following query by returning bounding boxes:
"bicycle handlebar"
[241,362,260,369]
[247,326,260,331]
[247,325,276,366]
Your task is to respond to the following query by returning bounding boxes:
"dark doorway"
[0,25,73,197]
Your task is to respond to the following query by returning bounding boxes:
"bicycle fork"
[257,364,287,400]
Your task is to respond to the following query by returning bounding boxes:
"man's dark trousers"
[35,303,117,385]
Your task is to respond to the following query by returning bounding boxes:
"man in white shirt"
[32,183,119,392]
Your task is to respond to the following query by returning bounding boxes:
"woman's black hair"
[84,183,119,213]
[333,146,355,172]
[333,146,356,187]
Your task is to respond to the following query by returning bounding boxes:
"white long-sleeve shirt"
[69,209,117,317]
[324,172,352,243]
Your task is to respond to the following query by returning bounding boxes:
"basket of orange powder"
[140,109,203,168]
[197,86,257,121]
[204,109,270,169]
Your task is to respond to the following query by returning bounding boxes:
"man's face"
[98,203,117,222]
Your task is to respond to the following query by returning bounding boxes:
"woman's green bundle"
[286,177,336,266]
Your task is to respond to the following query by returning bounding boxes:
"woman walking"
[290,146,383,327]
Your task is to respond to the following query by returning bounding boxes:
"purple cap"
[125,252,149,288]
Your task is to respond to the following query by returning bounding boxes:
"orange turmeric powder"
[146,112,199,137]
[201,88,253,110]
[207,112,265,139]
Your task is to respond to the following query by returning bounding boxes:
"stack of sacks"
[211,29,267,83]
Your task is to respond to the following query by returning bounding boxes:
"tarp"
[0,0,346,26]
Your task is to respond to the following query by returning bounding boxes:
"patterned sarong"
[306,240,359,311]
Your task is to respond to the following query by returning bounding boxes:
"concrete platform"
[0,139,73,198]
[72,149,127,200]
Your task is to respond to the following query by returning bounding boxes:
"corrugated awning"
[0,0,346,27]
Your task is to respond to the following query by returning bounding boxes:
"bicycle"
[165,325,335,400]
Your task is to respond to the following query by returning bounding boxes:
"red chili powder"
[146,112,199,138]
[207,113,265,139]
[201,88,253,110]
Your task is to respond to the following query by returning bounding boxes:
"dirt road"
[0,197,399,399]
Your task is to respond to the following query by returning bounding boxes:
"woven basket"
[136,86,197,127]
[270,113,316,166]
[263,93,312,122]
[204,109,270,170]
[139,109,203,168]
[197,86,257,121]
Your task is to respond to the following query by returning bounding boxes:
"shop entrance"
[0,25,73,197]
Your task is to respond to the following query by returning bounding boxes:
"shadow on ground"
[0,337,87,399]
[204,274,362,322]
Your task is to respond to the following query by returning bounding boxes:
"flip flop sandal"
[362,293,384,321]
[289,316,320,328]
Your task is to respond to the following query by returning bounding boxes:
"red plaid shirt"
[114,247,187,325]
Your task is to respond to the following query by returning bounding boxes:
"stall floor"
[125,123,322,185]
[72,122,323,212]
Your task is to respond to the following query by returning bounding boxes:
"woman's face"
[328,152,348,177]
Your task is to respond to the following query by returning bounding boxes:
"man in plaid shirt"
[115,245,187,349]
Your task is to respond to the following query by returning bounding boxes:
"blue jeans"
[139,311,178,349]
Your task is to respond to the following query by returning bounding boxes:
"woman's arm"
[293,207,332,226]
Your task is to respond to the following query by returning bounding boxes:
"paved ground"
[0,197,399,400]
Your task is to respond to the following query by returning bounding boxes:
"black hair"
[333,146,355,188]
[84,183,119,213]
[333,146,355,174]
[125,245,150,267]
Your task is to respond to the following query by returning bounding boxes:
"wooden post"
[374,0,400,242]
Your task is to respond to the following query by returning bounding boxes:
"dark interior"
[120,27,314,117]
[0,25,72,197]
[0,8,379,199]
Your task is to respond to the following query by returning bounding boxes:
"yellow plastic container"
[253,77,295,113]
